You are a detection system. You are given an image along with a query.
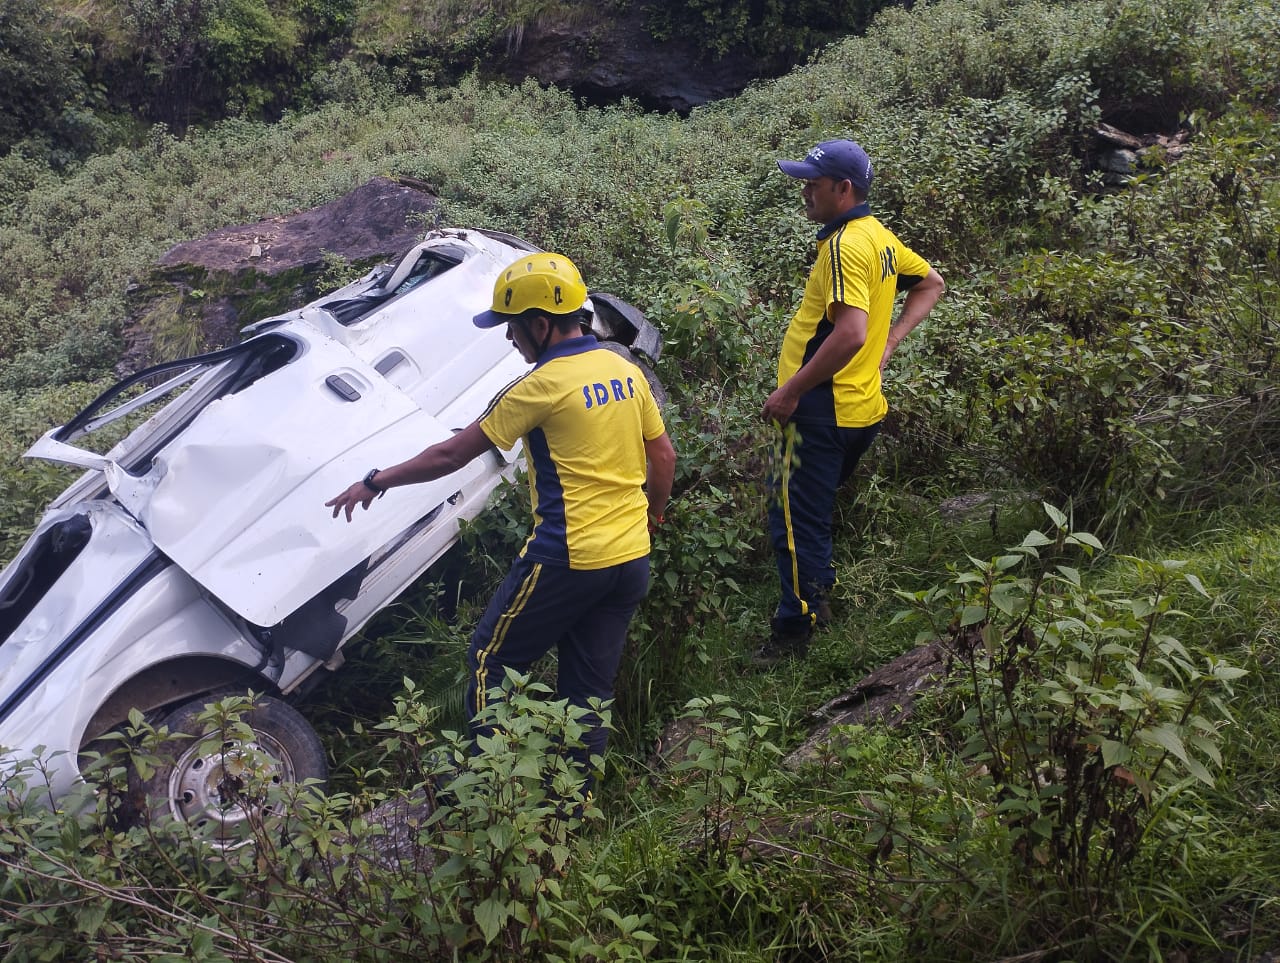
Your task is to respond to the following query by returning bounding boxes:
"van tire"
[138,692,327,848]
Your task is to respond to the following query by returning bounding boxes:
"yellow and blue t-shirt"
[778,205,932,427]
[479,335,666,570]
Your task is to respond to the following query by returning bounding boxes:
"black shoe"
[750,619,813,668]
[813,591,834,629]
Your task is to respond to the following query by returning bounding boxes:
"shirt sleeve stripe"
[479,374,526,422]
[828,225,846,305]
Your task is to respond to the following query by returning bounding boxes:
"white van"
[0,227,662,842]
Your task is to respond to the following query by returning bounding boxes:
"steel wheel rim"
[164,730,293,847]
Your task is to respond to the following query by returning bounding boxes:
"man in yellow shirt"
[328,252,676,775]
[757,139,945,666]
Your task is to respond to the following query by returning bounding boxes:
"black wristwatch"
[362,468,386,495]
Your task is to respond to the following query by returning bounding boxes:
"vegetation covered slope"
[2,0,893,158]
[0,0,1278,957]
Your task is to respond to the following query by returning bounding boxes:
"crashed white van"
[0,227,662,839]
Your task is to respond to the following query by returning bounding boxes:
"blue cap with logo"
[777,139,874,193]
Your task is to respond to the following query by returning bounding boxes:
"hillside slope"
[0,0,1278,956]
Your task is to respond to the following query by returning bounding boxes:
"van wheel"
[139,693,327,849]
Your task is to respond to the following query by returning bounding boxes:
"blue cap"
[778,139,873,193]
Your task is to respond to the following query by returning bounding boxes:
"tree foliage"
[643,0,893,62]
[108,0,354,128]
[0,0,106,163]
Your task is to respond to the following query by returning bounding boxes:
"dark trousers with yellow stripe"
[768,419,881,632]
[466,554,650,771]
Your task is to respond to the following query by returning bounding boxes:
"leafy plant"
[894,504,1242,929]
[647,200,760,384]
[0,680,659,961]
[643,0,893,63]
[662,696,785,867]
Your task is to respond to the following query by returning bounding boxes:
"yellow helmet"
[472,252,589,328]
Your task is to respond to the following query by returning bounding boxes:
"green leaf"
[1184,755,1214,785]
[190,930,214,955]
[664,205,681,248]
[1187,733,1222,767]
[981,621,1002,656]
[1068,531,1104,551]
[474,897,512,943]
[1055,565,1082,585]
[1130,598,1157,618]
[990,583,1024,616]
[1183,572,1210,597]
[74,903,108,935]
[1140,724,1189,765]
[510,755,542,780]
[1099,739,1131,768]
[1021,530,1053,548]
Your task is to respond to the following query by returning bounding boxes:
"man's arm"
[762,302,867,425]
[644,431,676,528]
[881,267,944,372]
[326,421,496,522]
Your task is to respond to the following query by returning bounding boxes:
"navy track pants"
[767,419,880,630]
[466,554,650,768]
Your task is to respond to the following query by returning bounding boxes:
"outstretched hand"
[326,482,377,522]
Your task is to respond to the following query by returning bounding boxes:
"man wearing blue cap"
[755,139,945,666]
[327,252,676,780]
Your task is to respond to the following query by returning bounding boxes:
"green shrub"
[894,505,1241,941]
[0,680,658,961]
[646,203,761,384]
[643,0,893,62]
[0,0,107,163]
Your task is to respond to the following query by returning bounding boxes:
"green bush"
[893,505,1241,943]
[643,0,893,62]
[0,381,110,563]
[0,680,658,961]
[0,0,108,163]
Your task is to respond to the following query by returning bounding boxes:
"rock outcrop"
[157,176,437,278]
[495,5,773,114]
[1091,122,1192,185]
[120,176,437,371]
